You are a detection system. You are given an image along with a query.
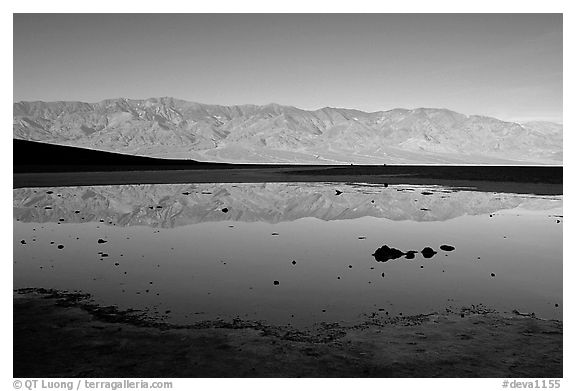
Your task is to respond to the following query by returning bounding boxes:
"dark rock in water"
[440,245,455,251]
[20,240,26,245]
[420,265,424,268]
[404,251,417,259]
[101,253,109,257]
[273,280,280,285]
[337,276,341,279]
[556,220,560,223]
[384,183,388,187]
[114,263,119,266]
[555,303,559,307]
[59,218,65,222]
[491,273,496,277]
[420,208,429,211]
[182,192,190,195]
[156,206,162,209]
[271,232,279,236]
[348,265,353,268]
[44,206,52,210]
[358,236,366,240]
[335,190,343,195]
[148,206,154,209]
[291,260,297,265]
[74,210,80,214]
[98,239,107,244]
[221,208,229,213]
[421,191,433,195]
[421,247,437,258]
[57,245,64,249]
[99,219,105,222]
[372,245,405,262]
[371,200,375,203]
[381,272,385,277]
[46,191,53,194]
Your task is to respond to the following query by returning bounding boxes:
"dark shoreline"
[13,139,562,195]
[14,167,563,195]
[14,288,562,378]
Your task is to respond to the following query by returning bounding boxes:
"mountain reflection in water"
[13,182,562,227]
[13,182,562,327]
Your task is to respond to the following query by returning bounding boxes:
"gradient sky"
[13,14,562,122]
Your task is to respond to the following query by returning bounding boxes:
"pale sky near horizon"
[13,14,562,123]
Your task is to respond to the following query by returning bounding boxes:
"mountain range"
[13,97,563,165]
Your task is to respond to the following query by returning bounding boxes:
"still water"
[13,182,562,327]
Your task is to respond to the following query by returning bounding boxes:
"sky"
[13,14,562,122]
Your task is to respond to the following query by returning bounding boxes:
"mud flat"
[14,289,562,378]
[14,167,561,195]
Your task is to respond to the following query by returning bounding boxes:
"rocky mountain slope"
[13,97,562,165]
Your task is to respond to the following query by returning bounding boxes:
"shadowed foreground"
[14,291,562,378]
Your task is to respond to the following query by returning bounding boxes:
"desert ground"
[14,289,562,378]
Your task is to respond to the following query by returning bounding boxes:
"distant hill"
[13,139,224,173]
[14,97,563,165]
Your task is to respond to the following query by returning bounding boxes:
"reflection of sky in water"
[13,183,563,327]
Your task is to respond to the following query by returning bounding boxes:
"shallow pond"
[13,182,562,327]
